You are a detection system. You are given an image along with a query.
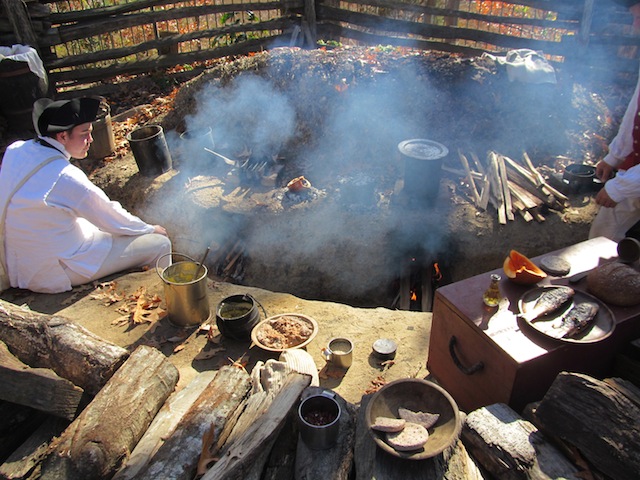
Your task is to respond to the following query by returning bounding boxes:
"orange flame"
[410,291,417,301]
[433,262,442,281]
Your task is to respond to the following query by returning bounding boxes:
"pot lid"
[398,139,448,160]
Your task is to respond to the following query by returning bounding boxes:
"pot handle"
[155,252,197,282]
[242,293,268,320]
[449,336,484,375]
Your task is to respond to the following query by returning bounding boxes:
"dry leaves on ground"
[111,285,166,326]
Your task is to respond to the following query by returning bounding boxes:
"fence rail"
[1,0,638,93]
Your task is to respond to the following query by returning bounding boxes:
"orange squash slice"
[502,250,547,285]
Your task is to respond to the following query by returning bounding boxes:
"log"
[201,372,311,480]
[294,386,355,480]
[533,372,640,480]
[0,340,83,420]
[39,345,179,480]
[134,366,252,480]
[354,394,483,479]
[462,403,579,479]
[0,401,48,466]
[496,155,515,221]
[0,300,129,395]
[0,416,68,480]
[112,370,218,480]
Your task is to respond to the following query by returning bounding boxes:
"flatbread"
[398,407,440,430]
[371,416,406,432]
[386,422,429,451]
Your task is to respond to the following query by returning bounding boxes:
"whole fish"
[561,301,599,339]
[521,286,575,323]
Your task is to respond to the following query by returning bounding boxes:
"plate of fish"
[517,285,614,343]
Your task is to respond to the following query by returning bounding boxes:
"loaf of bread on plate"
[587,262,640,307]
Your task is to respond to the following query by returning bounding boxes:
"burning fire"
[433,262,442,281]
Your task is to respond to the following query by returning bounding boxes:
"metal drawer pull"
[449,336,484,375]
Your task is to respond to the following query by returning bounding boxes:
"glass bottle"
[482,273,502,307]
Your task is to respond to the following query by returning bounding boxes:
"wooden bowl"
[250,313,318,353]
[365,378,461,460]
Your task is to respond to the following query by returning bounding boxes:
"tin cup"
[297,391,341,450]
[617,237,640,264]
[322,337,353,369]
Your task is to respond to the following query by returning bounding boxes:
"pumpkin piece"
[503,250,547,285]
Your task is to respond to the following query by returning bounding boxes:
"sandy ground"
[0,269,431,405]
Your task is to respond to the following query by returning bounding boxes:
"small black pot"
[216,294,260,341]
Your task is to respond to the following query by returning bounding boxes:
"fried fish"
[561,301,599,339]
[521,286,575,323]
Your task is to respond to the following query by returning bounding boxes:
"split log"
[113,370,218,480]
[0,416,68,480]
[354,394,483,479]
[294,386,356,480]
[462,403,579,479]
[201,372,311,480]
[38,346,179,480]
[488,152,507,225]
[496,155,514,221]
[0,401,48,466]
[0,299,129,395]
[0,340,83,420]
[533,372,640,480]
[458,150,481,206]
[134,366,252,480]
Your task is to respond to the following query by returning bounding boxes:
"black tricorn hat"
[32,97,100,136]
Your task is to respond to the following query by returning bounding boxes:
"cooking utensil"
[194,246,211,281]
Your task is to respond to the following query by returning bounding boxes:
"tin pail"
[127,125,172,176]
[216,293,262,341]
[87,96,115,159]
[398,139,449,204]
[298,391,341,450]
[156,253,210,328]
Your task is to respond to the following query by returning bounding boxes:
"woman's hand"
[595,188,618,208]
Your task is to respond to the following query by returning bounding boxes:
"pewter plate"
[518,286,615,344]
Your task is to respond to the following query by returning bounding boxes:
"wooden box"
[427,237,640,413]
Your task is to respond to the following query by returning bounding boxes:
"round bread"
[371,416,406,433]
[539,255,571,276]
[587,262,640,307]
[386,422,429,452]
[398,407,440,430]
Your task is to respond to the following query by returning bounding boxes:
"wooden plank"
[133,366,252,480]
[113,370,218,480]
[0,340,83,420]
[496,155,514,221]
[0,299,129,396]
[458,150,480,206]
[201,373,311,480]
[39,346,180,480]
[0,416,69,480]
[488,152,506,225]
[462,403,580,479]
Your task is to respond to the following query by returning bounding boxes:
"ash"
[277,186,326,207]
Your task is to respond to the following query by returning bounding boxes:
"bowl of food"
[251,313,318,352]
[365,378,461,460]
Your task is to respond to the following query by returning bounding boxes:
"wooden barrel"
[0,59,50,132]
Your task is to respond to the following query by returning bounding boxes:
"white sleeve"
[605,70,640,168]
[46,166,155,235]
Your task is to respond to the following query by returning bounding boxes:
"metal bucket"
[87,96,115,159]
[127,125,173,176]
[298,391,341,450]
[216,293,263,341]
[398,139,449,204]
[156,253,210,328]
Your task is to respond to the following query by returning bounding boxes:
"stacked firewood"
[451,151,570,225]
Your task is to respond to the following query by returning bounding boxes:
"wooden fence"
[1,0,638,93]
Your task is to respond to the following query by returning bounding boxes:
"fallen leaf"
[173,344,186,353]
[194,346,225,360]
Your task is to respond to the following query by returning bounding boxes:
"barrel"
[0,59,50,132]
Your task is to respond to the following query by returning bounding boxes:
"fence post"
[303,0,318,47]
[1,0,41,54]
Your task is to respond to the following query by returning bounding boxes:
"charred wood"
[0,300,129,395]
[38,346,179,480]
[132,366,252,480]
[0,340,83,420]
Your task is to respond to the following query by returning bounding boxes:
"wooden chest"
[427,237,640,413]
